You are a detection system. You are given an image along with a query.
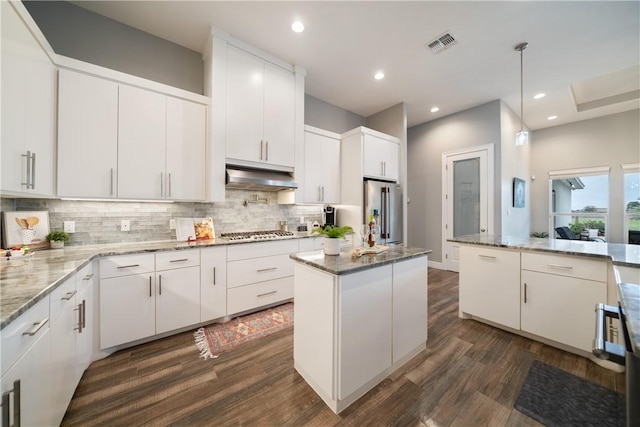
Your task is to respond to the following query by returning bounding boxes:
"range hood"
[225,166,298,192]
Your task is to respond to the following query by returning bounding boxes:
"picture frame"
[513,177,525,208]
[2,211,50,249]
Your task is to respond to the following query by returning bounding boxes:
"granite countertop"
[0,232,321,330]
[617,283,640,358]
[290,245,431,276]
[449,234,640,268]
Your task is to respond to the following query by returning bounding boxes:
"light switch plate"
[63,221,75,233]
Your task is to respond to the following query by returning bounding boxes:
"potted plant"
[313,225,354,255]
[531,231,549,238]
[45,230,70,249]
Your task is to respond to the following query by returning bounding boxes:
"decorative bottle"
[368,214,375,247]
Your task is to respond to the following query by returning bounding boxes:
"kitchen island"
[450,234,639,370]
[290,245,429,413]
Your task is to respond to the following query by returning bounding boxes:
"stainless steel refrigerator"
[363,179,402,244]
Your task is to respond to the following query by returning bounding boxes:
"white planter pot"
[323,237,341,256]
[50,240,64,249]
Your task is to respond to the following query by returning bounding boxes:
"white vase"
[323,237,341,255]
[50,240,64,249]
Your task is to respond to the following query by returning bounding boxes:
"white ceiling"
[70,1,640,130]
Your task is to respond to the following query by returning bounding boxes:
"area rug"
[194,303,293,360]
[514,360,625,427]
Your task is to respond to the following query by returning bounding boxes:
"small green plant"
[45,230,70,242]
[531,231,549,238]
[312,225,353,239]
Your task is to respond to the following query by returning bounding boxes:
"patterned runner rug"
[194,302,293,360]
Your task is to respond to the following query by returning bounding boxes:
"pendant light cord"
[515,42,528,132]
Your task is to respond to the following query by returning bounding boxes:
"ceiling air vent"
[426,33,457,54]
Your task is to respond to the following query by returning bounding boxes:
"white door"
[442,145,493,272]
[263,62,295,168]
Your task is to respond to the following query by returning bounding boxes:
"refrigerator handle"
[385,187,391,239]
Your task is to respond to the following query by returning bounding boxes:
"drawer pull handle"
[213,267,216,285]
[117,264,140,269]
[478,255,497,260]
[2,379,20,427]
[61,290,77,301]
[83,274,94,280]
[74,300,84,333]
[257,290,277,298]
[548,263,573,270]
[257,267,278,273]
[22,318,49,336]
[169,258,189,263]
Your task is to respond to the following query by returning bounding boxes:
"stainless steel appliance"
[363,179,402,244]
[220,230,294,242]
[323,206,337,228]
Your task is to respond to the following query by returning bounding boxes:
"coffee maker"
[323,206,337,227]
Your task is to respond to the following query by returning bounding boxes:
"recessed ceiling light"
[547,115,558,120]
[291,21,304,33]
[533,93,546,99]
[430,107,440,113]
[374,71,385,80]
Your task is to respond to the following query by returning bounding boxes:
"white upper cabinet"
[118,85,167,199]
[303,126,341,204]
[225,45,295,169]
[166,97,206,201]
[58,69,118,198]
[1,1,56,197]
[363,133,399,182]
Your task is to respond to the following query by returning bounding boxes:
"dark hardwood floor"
[62,269,625,426]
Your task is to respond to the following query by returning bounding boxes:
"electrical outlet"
[63,221,75,233]
[169,219,176,230]
[121,220,130,232]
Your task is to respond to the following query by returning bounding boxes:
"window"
[549,167,609,241]
[623,164,640,245]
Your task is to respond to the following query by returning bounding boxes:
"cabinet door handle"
[74,301,83,333]
[117,264,140,269]
[478,254,497,260]
[2,379,21,427]
[22,151,32,188]
[110,168,114,196]
[160,172,164,198]
[321,186,324,201]
[547,263,573,270]
[61,290,77,300]
[213,267,216,285]
[265,141,269,161]
[257,290,277,298]
[317,186,321,202]
[83,274,94,281]
[82,299,86,329]
[383,161,386,176]
[169,258,189,263]
[31,152,36,189]
[257,267,277,273]
[149,276,152,297]
[22,318,48,336]
[380,161,384,176]
[168,173,172,198]
[260,140,263,160]
[524,283,527,304]
[158,275,162,296]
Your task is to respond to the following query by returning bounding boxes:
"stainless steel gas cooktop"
[220,230,295,242]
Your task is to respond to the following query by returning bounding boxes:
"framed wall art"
[513,177,525,208]
[3,211,50,248]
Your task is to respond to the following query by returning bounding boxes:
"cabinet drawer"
[76,262,95,292]
[227,277,293,315]
[227,254,293,288]
[227,240,298,261]
[522,252,607,282]
[1,296,50,377]
[50,275,77,323]
[100,254,155,278]
[156,249,200,271]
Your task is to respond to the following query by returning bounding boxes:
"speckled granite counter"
[289,246,430,275]
[618,283,640,357]
[449,234,640,268]
[1,233,321,330]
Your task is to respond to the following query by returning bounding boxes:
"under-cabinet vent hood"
[225,166,298,192]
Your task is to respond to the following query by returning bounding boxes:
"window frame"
[622,163,640,244]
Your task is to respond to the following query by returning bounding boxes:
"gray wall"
[23,1,204,94]
[305,95,365,133]
[1,191,322,247]
[407,100,503,263]
[530,110,640,243]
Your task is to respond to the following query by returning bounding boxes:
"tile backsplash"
[1,190,323,247]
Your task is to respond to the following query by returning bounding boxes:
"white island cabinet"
[291,246,428,413]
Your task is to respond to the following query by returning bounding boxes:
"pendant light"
[515,42,529,145]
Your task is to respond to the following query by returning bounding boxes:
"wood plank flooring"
[62,269,625,426]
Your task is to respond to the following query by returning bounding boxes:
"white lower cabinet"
[521,253,607,353]
[459,246,521,330]
[201,246,227,322]
[155,256,200,334]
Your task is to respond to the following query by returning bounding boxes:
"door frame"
[442,144,495,271]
